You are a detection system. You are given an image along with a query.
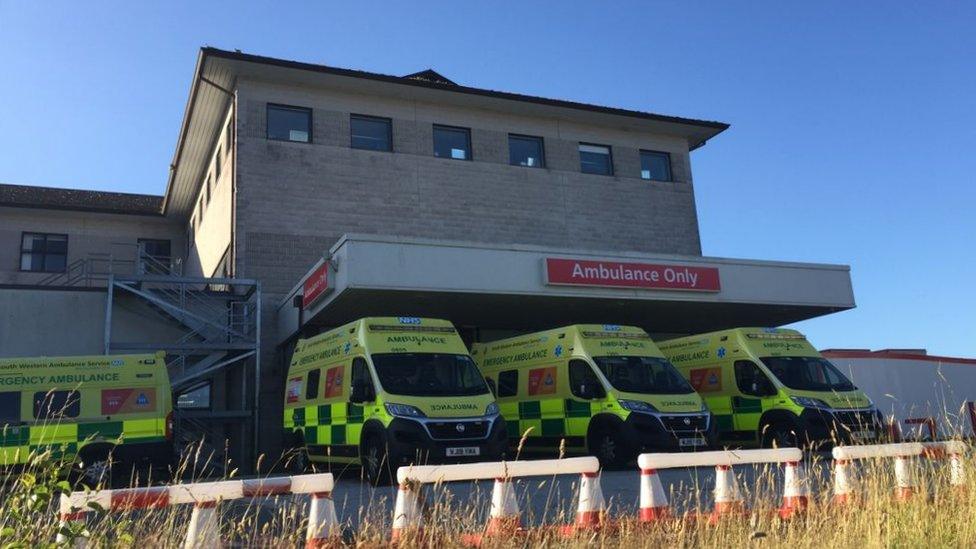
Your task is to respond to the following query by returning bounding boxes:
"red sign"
[323,366,344,399]
[545,258,720,292]
[302,263,331,309]
[101,388,157,415]
[527,367,557,396]
[689,368,723,393]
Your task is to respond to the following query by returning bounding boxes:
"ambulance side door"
[731,360,776,436]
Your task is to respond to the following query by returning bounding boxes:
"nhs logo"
[397,317,422,325]
[602,324,621,332]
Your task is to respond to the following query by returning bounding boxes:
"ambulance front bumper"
[623,412,718,452]
[384,415,509,466]
[798,408,885,444]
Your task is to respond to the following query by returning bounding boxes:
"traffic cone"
[484,477,521,536]
[710,465,744,522]
[832,459,858,505]
[559,471,605,535]
[639,468,671,522]
[948,452,967,493]
[305,491,339,548]
[778,461,810,519]
[894,455,918,501]
[391,481,423,543]
[183,501,219,549]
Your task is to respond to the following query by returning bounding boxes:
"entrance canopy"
[277,234,854,344]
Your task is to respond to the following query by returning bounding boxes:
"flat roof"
[0,183,163,216]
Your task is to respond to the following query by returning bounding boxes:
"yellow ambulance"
[659,328,884,448]
[471,324,715,467]
[283,317,506,483]
[0,352,173,484]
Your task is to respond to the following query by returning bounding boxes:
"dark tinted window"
[176,383,211,410]
[433,125,471,160]
[351,357,375,399]
[593,356,694,394]
[20,233,68,273]
[761,356,856,392]
[139,239,171,274]
[306,369,321,400]
[509,135,545,168]
[351,115,392,151]
[569,360,605,399]
[33,390,80,420]
[734,361,775,397]
[497,370,518,397]
[0,392,21,424]
[371,353,489,396]
[579,143,612,175]
[640,150,672,181]
[267,104,312,143]
[215,147,222,180]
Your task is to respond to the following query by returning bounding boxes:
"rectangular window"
[0,392,21,424]
[350,114,393,152]
[215,147,222,180]
[225,118,233,152]
[509,134,545,168]
[569,360,605,399]
[176,382,211,410]
[306,369,321,400]
[579,143,613,175]
[267,104,312,143]
[138,239,171,274]
[204,175,211,206]
[640,150,672,181]
[433,125,471,160]
[497,370,519,397]
[33,390,80,420]
[20,233,68,273]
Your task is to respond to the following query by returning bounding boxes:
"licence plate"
[446,447,480,457]
[851,430,874,440]
[679,437,706,447]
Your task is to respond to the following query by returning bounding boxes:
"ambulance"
[659,328,885,448]
[0,352,174,484]
[283,317,506,484]
[471,324,715,467]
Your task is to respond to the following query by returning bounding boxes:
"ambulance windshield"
[593,356,695,395]
[371,353,490,397]
[760,356,856,392]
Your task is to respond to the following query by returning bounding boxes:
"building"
[0,48,856,468]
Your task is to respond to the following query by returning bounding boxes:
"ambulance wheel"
[761,422,798,449]
[589,425,629,469]
[362,434,391,485]
[287,444,311,474]
[77,448,114,488]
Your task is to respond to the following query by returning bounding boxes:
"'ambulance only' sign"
[544,257,721,292]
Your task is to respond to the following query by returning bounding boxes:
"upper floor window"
[215,147,222,180]
[579,143,613,175]
[350,114,393,152]
[139,239,172,275]
[640,150,672,182]
[267,104,312,143]
[204,175,212,207]
[509,134,545,168]
[20,233,67,273]
[225,118,233,152]
[433,125,471,160]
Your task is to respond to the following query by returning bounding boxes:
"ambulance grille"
[425,420,490,440]
[832,410,879,430]
[659,415,709,432]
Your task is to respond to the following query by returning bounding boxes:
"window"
[760,356,855,392]
[267,104,312,143]
[569,360,605,399]
[225,118,233,152]
[20,233,67,273]
[351,357,376,401]
[0,392,21,424]
[33,390,80,420]
[734,361,776,397]
[497,370,519,398]
[204,175,212,206]
[592,356,694,395]
[509,134,545,168]
[579,143,613,175]
[138,239,171,274]
[371,353,489,396]
[433,125,471,160]
[215,147,222,180]
[350,115,392,151]
[306,369,321,400]
[640,150,672,181]
[176,383,211,410]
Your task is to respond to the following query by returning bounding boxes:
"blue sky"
[2,2,973,355]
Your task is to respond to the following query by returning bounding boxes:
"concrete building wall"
[185,106,235,278]
[0,206,184,285]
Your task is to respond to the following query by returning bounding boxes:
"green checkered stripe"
[1,420,165,465]
[285,402,366,446]
[499,398,604,440]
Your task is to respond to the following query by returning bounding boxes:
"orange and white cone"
[894,455,918,502]
[711,465,744,522]
[391,481,423,542]
[778,461,810,519]
[575,472,605,530]
[832,459,858,505]
[183,501,219,549]
[305,491,339,548]
[639,468,671,522]
[949,452,967,493]
[485,477,521,536]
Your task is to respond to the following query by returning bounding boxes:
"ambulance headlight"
[791,396,831,410]
[619,400,658,414]
[385,403,427,418]
[484,402,500,417]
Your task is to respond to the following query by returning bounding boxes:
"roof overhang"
[164,47,730,218]
[276,234,855,345]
